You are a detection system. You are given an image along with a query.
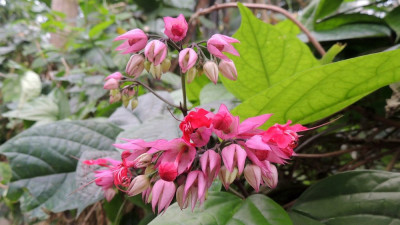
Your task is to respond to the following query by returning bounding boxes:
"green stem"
[180,71,188,116]
[114,198,127,225]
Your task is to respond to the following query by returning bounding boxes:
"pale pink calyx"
[114,29,148,54]
[144,40,168,66]
[207,34,239,61]
[179,48,198,73]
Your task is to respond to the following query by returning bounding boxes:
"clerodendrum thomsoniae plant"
[84,13,307,214]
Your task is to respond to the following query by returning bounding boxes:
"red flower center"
[171,24,184,37]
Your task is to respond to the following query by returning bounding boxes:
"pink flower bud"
[221,144,247,175]
[144,40,167,66]
[104,78,119,90]
[126,54,145,78]
[128,175,150,196]
[262,163,278,189]
[163,14,188,42]
[218,61,237,80]
[158,162,178,182]
[132,153,152,168]
[218,166,238,190]
[244,164,262,192]
[203,61,219,84]
[109,89,121,103]
[114,29,148,54]
[207,34,239,61]
[105,72,123,81]
[200,150,221,187]
[152,180,176,213]
[179,48,198,73]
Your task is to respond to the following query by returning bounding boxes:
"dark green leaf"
[149,192,292,225]
[385,6,400,42]
[315,13,382,31]
[0,120,122,219]
[314,0,343,22]
[233,49,400,126]
[221,3,318,101]
[289,170,400,225]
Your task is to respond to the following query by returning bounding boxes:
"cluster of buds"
[103,14,241,108]
[84,104,307,213]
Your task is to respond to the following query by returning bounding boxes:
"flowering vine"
[85,13,307,214]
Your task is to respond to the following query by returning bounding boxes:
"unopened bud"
[218,166,238,190]
[262,164,278,189]
[218,61,237,80]
[144,61,151,72]
[161,58,171,73]
[133,153,152,168]
[103,78,119,90]
[176,184,188,209]
[158,162,178,182]
[203,61,219,84]
[145,164,155,175]
[150,64,162,80]
[126,54,145,78]
[128,175,150,196]
[186,67,197,83]
[109,89,121,103]
[130,98,139,110]
[122,94,130,107]
[244,164,262,192]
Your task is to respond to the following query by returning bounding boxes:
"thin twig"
[180,71,188,116]
[295,147,364,158]
[129,79,180,109]
[386,151,400,171]
[189,2,326,56]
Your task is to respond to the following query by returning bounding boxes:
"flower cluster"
[84,104,307,213]
[103,14,240,108]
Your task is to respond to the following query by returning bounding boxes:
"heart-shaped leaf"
[233,49,400,126]
[221,3,318,101]
[149,192,292,225]
[289,170,400,225]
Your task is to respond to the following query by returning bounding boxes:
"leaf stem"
[180,71,188,116]
[189,2,326,56]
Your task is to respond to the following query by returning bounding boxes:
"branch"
[189,2,326,56]
[295,147,364,158]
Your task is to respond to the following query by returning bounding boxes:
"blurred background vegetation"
[1,0,400,224]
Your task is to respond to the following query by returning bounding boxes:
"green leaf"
[1,74,21,103]
[289,170,400,225]
[315,13,382,31]
[149,192,292,225]
[187,75,210,103]
[320,43,346,65]
[233,49,400,126]
[275,20,301,36]
[221,3,318,101]
[89,20,114,39]
[2,95,59,122]
[298,24,391,42]
[0,120,122,220]
[385,6,400,42]
[199,83,236,105]
[314,0,343,22]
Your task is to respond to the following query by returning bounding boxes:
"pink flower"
[105,72,123,81]
[244,164,262,192]
[152,180,176,213]
[237,114,272,138]
[218,61,237,80]
[158,161,178,181]
[179,108,213,147]
[263,121,307,149]
[221,144,247,175]
[114,29,148,54]
[183,171,207,211]
[152,138,196,175]
[207,34,239,61]
[212,104,239,139]
[200,150,221,187]
[179,48,198,73]
[163,14,188,42]
[103,78,119,90]
[144,40,168,66]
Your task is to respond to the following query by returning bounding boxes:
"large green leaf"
[0,120,122,220]
[221,3,318,101]
[149,192,292,225]
[289,170,400,225]
[233,49,400,126]
[313,0,343,23]
[315,13,382,31]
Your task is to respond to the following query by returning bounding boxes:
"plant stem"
[189,2,326,56]
[125,79,180,109]
[180,71,188,116]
